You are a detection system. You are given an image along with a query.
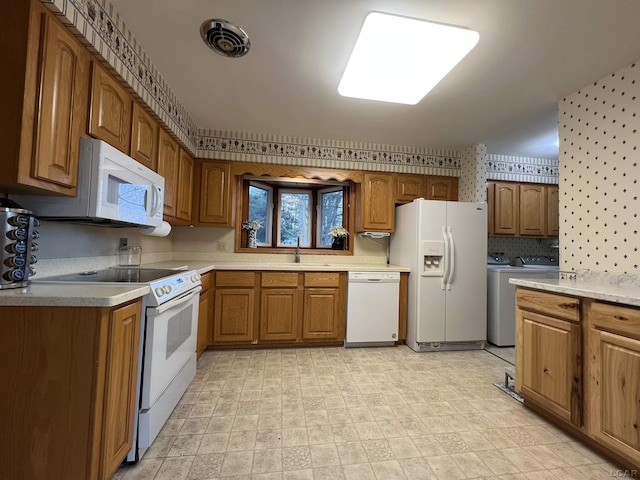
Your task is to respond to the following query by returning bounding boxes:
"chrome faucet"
[294,236,301,263]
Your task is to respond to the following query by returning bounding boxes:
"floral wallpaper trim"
[42,0,199,151]
[197,132,462,172]
[487,153,559,183]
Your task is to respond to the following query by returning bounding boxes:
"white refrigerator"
[390,199,487,352]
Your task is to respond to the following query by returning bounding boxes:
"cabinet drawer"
[200,272,212,292]
[261,272,299,287]
[516,288,580,322]
[304,272,340,287]
[591,301,640,338]
[215,271,255,287]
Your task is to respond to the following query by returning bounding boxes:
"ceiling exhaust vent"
[200,19,250,58]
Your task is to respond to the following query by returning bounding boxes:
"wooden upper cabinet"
[31,10,89,193]
[488,181,559,238]
[88,61,132,153]
[157,129,180,219]
[519,184,545,236]
[195,160,235,227]
[493,182,519,235]
[1,1,89,195]
[546,185,560,237]
[426,176,458,201]
[130,102,158,171]
[487,182,495,235]
[175,149,194,223]
[396,174,425,203]
[356,172,395,232]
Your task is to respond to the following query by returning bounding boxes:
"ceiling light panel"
[338,12,479,105]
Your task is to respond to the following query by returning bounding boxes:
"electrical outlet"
[217,241,226,252]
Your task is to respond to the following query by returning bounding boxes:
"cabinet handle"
[614,315,628,322]
[122,318,132,326]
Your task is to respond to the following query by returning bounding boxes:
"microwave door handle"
[150,185,162,218]
[153,286,202,315]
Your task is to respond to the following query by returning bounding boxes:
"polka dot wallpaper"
[459,144,488,202]
[560,61,640,274]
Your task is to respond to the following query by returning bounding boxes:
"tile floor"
[114,346,629,480]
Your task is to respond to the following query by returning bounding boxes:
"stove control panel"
[148,270,201,306]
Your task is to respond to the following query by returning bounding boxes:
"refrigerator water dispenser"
[421,240,444,276]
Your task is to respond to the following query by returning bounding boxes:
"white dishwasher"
[345,271,400,347]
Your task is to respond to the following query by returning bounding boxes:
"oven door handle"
[152,286,202,315]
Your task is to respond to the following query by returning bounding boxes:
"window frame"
[276,188,313,247]
[237,175,354,255]
[316,186,344,248]
[248,181,273,247]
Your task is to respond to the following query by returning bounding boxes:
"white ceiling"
[109,0,640,159]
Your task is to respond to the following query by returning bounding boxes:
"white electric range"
[35,267,202,462]
[487,254,559,346]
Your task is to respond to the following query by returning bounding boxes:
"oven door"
[140,286,201,409]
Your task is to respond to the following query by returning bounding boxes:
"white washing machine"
[487,254,559,346]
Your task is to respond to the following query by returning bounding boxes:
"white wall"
[559,60,640,274]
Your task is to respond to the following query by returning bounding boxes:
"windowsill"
[236,247,353,255]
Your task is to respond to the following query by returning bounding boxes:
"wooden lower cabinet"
[0,299,142,480]
[196,272,212,358]
[303,288,343,340]
[515,288,582,427]
[210,271,346,347]
[260,288,301,341]
[516,289,640,469]
[588,301,640,466]
[213,288,256,344]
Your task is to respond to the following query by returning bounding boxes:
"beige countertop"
[0,284,149,307]
[0,261,409,307]
[144,260,410,274]
[510,277,640,307]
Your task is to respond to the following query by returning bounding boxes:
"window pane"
[249,185,270,244]
[279,191,311,246]
[319,190,344,246]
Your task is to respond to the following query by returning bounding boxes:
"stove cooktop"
[38,268,182,283]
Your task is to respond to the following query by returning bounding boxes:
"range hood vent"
[359,232,391,239]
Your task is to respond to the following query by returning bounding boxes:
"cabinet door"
[197,278,212,358]
[260,288,300,341]
[302,288,343,340]
[357,173,394,232]
[546,185,560,237]
[176,149,194,223]
[589,329,640,465]
[487,182,495,235]
[197,161,234,226]
[30,11,89,194]
[130,102,158,171]
[157,129,180,219]
[493,182,518,235]
[89,61,132,153]
[213,288,255,343]
[519,184,545,236]
[519,309,582,427]
[426,176,458,201]
[396,174,424,203]
[101,301,141,479]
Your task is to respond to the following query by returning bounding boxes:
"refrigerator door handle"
[446,227,455,290]
[441,226,450,290]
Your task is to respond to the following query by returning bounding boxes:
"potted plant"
[242,220,262,248]
[328,225,349,250]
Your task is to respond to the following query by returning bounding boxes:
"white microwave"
[13,139,165,228]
